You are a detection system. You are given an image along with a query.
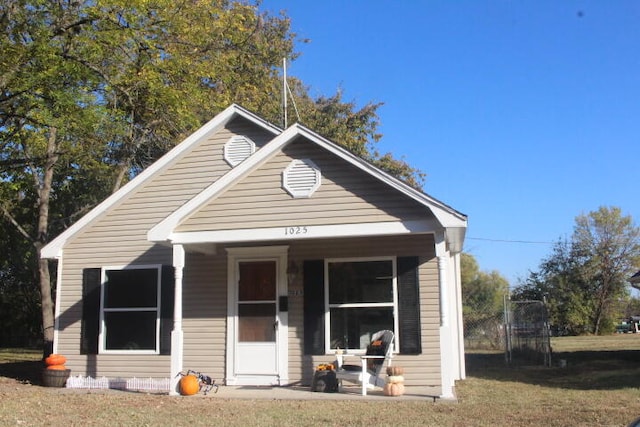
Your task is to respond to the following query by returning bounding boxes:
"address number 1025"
[285,226,308,236]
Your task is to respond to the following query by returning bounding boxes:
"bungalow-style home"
[41,104,467,398]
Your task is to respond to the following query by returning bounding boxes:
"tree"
[1,1,427,354]
[461,253,509,348]
[0,0,296,354]
[573,206,640,334]
[512,239,593,335]
[513,206,640,335]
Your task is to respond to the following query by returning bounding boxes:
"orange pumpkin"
[46,364,67,370]
[383,382,405,396]
[45,354,66,366]
[180,375,200,396]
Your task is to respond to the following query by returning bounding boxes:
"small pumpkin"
[383,382,405,396]
[180,374,200,396]
[387,375,405,384]
[46,364,67,370]
[386,366,404,376]
[44,354,67,366]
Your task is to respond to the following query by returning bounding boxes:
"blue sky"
[261,1,640,286]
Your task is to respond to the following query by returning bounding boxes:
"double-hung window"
[100,265,161,353]
[325,258,397,352]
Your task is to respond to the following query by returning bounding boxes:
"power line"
[467,237,554,245]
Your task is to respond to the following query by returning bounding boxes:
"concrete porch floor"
[199,384,449,402]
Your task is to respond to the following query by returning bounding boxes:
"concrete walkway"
[199,384,448,402]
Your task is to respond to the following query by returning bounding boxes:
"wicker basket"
[42,369,71,387]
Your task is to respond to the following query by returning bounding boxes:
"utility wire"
[467,237,554,245]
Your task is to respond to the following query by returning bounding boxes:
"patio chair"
[334,330,394,396]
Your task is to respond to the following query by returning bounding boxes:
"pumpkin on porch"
[44,354,66,367]
[46,364,68,370]
[180,374,200,396]
[384,366,406,397]
[383,381,405,396]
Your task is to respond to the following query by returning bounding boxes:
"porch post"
[435,231,455,398]
[169,244,185,395]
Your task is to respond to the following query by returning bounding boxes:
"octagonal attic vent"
[224,135,256,167]
[282,159,321,198]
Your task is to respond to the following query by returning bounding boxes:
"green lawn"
[1,336,639,426]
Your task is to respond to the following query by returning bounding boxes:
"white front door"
[226,247,288,386]
[236,260,278,377]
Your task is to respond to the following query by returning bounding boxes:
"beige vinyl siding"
[56,118,275,378]
[181,252,227,381]
[178,138,433,232]
[281,233,440,390]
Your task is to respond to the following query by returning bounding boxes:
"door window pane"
[238,304,276,342]
[238,261,276,301]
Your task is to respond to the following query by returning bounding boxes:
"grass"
[1,336,639,426]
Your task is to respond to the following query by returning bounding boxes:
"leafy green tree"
[461,253,509,348]
[512,239,593,335]
[573,206,640,333]
[513,206,640,335]
[1,0,427,354]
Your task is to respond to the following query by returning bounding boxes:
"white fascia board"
[169,219,440,245]
[148,125,301,242]
[41,104,281,259]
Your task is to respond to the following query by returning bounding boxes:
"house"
[41,104,467,398]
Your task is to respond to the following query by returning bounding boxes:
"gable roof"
[41,104,282,259]
[147,122,467,252]
[631,270,640,284]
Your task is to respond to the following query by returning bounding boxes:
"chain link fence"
[464,296,551,367]
[463,301,506,351]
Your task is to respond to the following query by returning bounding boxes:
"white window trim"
[99,264,162,355]
[323,257,399,354]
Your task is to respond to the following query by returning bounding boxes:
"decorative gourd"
[386,366,404,376]
[383,382,405,396]
[387,375,405,384]
[46,364,67,370]
[44,354,67,366]
[180,374,200,396]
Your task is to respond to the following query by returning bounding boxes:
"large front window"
[326,258,397,351]
[100,265,161,353]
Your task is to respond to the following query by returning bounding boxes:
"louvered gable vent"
[283,159,321,198]
[224,135,256,167]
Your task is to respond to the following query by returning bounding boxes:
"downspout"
[169,244,185,395]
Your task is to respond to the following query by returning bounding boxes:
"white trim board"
[170,220,440,245]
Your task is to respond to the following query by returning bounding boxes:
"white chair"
[334,330,394,396]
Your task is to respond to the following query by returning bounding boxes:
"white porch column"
[169,244,185,395]
[435,232,455,398]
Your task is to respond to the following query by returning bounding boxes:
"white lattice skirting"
[66,375,171,393]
